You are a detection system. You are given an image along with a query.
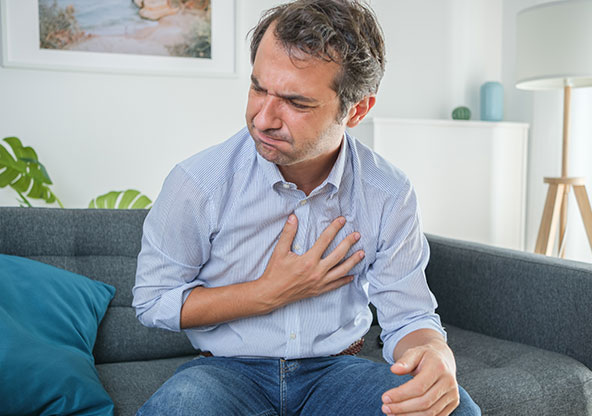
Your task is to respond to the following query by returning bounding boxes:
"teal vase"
[480,81,503,121]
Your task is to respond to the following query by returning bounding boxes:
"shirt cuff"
[136,280,204,332]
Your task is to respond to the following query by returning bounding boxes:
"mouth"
[254,129,289,148]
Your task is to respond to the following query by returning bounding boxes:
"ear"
[345,96,376,128]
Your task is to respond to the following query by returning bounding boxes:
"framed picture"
[0,0,236,77]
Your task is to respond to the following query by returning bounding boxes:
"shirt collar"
[254,133,349,194]
[324,134,348,193]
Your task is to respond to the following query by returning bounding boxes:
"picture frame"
[0,0,237,77]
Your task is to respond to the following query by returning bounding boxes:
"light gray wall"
[502,0,592,262]
[0,0,502,208]
[3,0,589,261]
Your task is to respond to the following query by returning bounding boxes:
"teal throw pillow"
[0,254,115,415]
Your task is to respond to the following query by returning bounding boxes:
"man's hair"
[250,0,386,120]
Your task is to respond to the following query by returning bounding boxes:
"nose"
[253,95,282,131]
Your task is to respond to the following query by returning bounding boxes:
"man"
[133,1,481,415]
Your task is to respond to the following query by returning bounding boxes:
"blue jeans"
[137,355,481,415]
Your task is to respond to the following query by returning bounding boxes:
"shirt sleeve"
[132,165,216,333]
[366,178,446,364]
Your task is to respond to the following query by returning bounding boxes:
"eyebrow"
[250,75,318,104]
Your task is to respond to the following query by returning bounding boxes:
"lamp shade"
[516,0,592,90]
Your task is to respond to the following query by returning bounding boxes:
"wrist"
[249,278,283,315]
[393,328,451,361]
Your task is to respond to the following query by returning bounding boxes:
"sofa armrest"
[425,234,592,370]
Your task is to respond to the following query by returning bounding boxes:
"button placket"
[292,197,309,255]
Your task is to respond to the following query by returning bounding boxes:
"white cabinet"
[350,118,529,250]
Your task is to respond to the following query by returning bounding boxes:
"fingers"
[322,229,362,269]
[274,214,298,254]
[382,350,438,404]
[382,379,459,415]
[391,348,424,376]
[383,370,439,405]
[325,250,365,279]
[320,274,355,293]
[382,347,460,416]
[309,216,347,258]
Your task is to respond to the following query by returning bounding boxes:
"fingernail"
[354,232,360,240]
[383,396,392,404]
[288,215,296,224]
[338,217,346,225]
[359,251,365,259]
[381,405,390,414]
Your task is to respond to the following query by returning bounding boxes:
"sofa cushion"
[358,324,592,416]
[447,324,592,416]
[0,208,196,364]
[0,254,115,415]
[97,355,196,416]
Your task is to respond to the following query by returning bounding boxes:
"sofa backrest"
[426,233,592,371]
[0,207,195,364]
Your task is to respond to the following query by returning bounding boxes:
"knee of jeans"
[171,367,230,400]
[143,365,230,412]
[454,387,481,416]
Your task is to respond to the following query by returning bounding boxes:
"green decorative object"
[89,189,152,209]
[0,136,63,207]
[452,106,471,120]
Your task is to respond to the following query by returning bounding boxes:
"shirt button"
[283,183,290,189]
[290,333,296,340]
[294,244,301,251]
[300,200,307,206]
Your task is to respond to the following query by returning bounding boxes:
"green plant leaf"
[94,191,120,209]
[130,195,152,209]
[89,189,152,210]
[11,175,32,193]
[20,157,52,184]
[0,144,19,170]
[0,169,19,188]
[118,189,140,209]
[0,136,62,207]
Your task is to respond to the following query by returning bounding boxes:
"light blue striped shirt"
[132,127,444,364]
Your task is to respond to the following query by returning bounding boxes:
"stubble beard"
[249,122,342,168]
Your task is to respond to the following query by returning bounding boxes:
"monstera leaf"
[0,137,63,207]
[89,189,152,209]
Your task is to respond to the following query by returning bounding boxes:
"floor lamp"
[516,0,592,257]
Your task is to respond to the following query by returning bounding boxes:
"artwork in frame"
[0,0,236,77]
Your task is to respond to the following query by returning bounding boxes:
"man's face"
[246,26,347,168]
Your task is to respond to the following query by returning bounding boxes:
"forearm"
[180,280,278,329]
[393,328,455,371]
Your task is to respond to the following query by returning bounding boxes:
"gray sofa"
[1,207,591,415]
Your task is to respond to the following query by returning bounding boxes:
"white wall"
[0,0,502,208]
[371,0,502,120]
[502,0,592,262]
[4,0,589,262]
[0,0,277,208]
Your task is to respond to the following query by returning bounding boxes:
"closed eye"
[289,101,313,110]
[251,83,265,94]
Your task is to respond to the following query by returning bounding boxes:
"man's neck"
[278,144,341,196]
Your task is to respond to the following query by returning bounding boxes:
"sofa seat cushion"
[447,324,592,415]
[97,355,196,416]
[358,324,592,415]
[99,324,592,416]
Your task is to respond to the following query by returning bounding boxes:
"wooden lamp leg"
[558,86,572,258]
[573,185,592,251]
[534,87,592,257]
[535,182,565,255]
